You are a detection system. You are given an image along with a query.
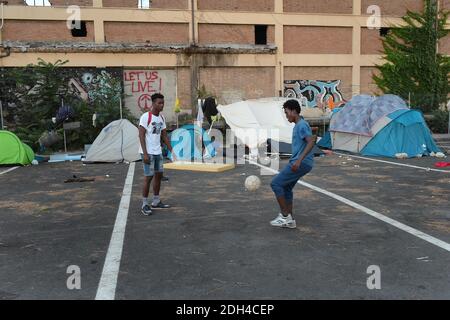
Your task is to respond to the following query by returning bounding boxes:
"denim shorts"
[270,163,313,202]
[141,154,164,176]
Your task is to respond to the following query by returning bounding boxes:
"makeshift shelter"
[84,119,140,163]
[0,131,35,166]
[327,94,441,157]
[217,98,325,156]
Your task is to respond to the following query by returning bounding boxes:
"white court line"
[250,160,450,253]
[333,152,450,173]
[95,162,135,300]
[0,167,19,175]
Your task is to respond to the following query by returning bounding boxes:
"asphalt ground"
[0,153,449,300]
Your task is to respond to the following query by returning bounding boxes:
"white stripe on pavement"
[333,152,450,173]
[250,160,450,253]
[0,167,19,175]
[95,162,136,300]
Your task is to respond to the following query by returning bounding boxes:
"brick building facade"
[0,0,449,121]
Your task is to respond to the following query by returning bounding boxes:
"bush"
[427,109,449,133]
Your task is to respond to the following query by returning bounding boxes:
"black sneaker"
[162,176,169,182]
[151,202,171,209]
[141,205,153,216]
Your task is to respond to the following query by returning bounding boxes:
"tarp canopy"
[85,119,140,163]
[0,130,35,166]
[217,97,327,147]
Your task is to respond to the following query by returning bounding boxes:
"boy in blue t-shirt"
[270,100,317,229]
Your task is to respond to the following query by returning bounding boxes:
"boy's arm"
[139,126,150,164]
[161,129,176,161]
[291,135,317,172]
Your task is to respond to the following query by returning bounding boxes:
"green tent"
[0,130,35,166]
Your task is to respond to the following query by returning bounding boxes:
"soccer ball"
[245,175,261,192]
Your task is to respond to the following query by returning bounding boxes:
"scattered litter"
[430,152,436,157]
[346,158,353,161]
[240,173,246,176]
[31,160,39,165]
[354,165,360,168]
[64,175,95,183]
[416,154,423,158]
[341,162,347,165]
[106,175,110,178]
[395,153,408,159]
[339,156,343,158]
[426,168,431,172]
[417,256,429,260]
[435,162,450,168]
[436,152,446,158]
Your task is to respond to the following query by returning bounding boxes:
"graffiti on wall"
[123,70,176,121]
[67,68,123,104]
[284,80,346,110]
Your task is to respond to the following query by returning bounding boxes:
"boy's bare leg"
[153,172,162,197]
[142,176,152,198]
[276,196,290,216]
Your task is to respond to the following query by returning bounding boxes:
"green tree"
[374,0,450,113]
[8,59,77,149]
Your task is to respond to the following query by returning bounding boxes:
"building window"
[255,25,268,45]
[71,21,87,37]
[138,0,151,9]
[25,0,51,5]
[380,27,391,37]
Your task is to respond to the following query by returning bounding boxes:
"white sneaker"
[270,214,297,229]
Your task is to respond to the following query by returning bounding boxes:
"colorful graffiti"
[284,80,346,109]
[67,68,123,104]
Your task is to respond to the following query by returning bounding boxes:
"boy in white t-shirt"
[138,93,175,216]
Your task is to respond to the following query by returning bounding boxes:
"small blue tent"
[361,109,441,157]
[169,125,216,161]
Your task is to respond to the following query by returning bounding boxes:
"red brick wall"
[361,28,384,55]
[152,0,188,9]
[361,0,423,17]
[197,0,274,12]
[104,22,189,44]
[283,0,353,14]
[199,67,275,104]
[198,24,275,45]
[176,67,192,110]
[102,0,138,7]
[50,0,92,6]
[439,34,450,55]
[4,0,25,5]
[284,26,353,54]
[360,67,382,95]
[2,20,95,42]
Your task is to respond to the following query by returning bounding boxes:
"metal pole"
[63,129,67,153]
[119,98,123,119]
[191,0,196,45]
[0,100,4,130]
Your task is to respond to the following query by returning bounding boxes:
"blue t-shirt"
[290,118,314,168]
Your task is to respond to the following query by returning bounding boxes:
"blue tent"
[169,124,216,161]
[361,109,441,157]
[322,95,442,158]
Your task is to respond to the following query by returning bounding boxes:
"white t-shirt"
[139,112,167,155]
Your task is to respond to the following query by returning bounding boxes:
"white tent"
[217,97,328,148]
[84,119,140,163]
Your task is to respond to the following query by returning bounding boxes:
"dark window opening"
[255,25,268,45]
[71,21,87,37]
[380,27,391,37]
